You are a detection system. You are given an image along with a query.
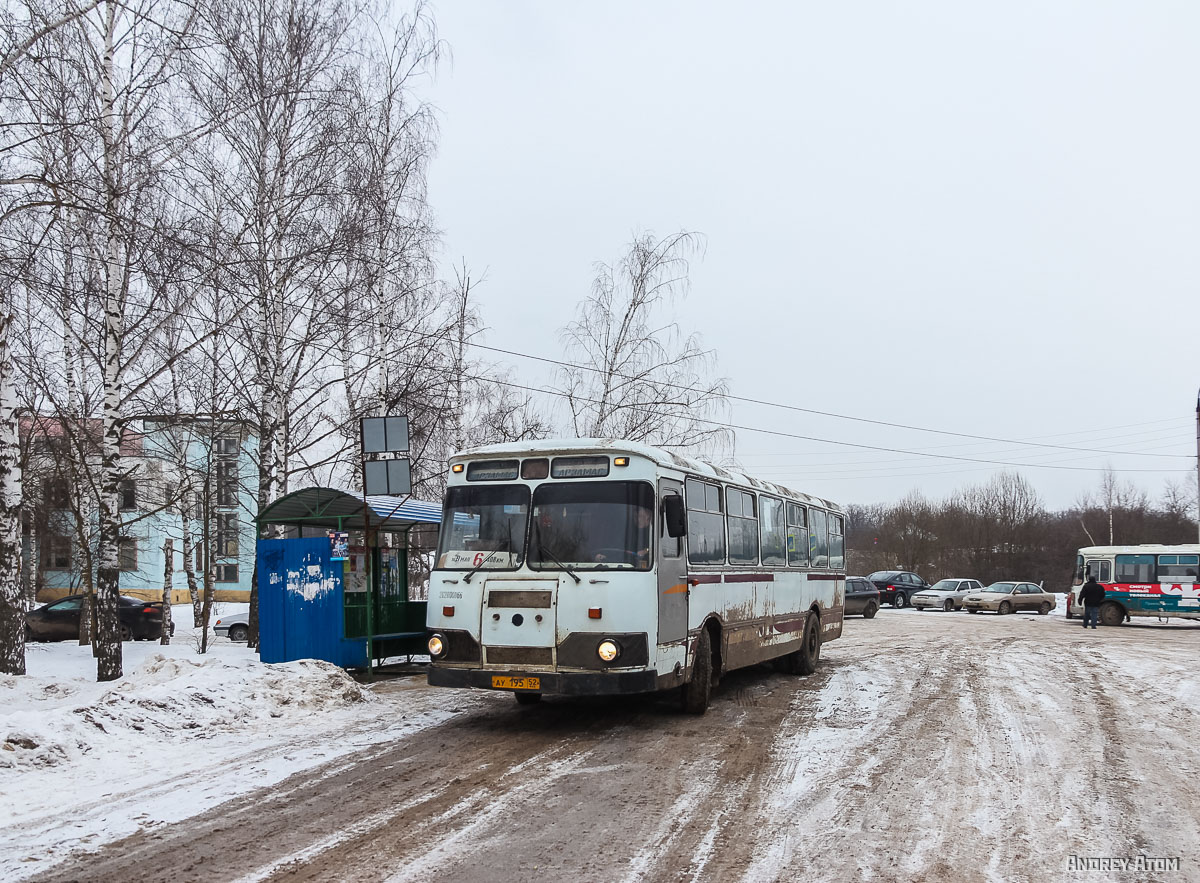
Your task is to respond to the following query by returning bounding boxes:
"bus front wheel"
[682,628,712,715]
[1099,602,1125,627]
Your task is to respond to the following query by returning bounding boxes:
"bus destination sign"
[551,456,610,478]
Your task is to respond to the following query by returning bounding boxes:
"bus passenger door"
[657,480,688,644]
[1085,559,1111,585]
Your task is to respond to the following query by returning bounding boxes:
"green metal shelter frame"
[256,487,440,671]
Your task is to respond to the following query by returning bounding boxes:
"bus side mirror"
[663,496,687,538]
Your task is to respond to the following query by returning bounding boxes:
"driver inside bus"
[593,505,653,568]
[632,506,653,565]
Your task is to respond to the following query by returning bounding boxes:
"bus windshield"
[436,485,529,570]
[528,481,654,571]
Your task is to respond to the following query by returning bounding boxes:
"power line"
[2,231,1195,472]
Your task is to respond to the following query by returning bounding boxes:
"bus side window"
[686,479,725,565]
[787,503,808,567]
[660,493,681,559]
[829,514,845,570]
[760,497,786,566]
[1159,555,1198,581]
[809,509,828,568]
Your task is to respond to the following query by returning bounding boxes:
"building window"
[216,461,237,507]
[45,478,69,508]
[119,480,136,510]
[44,535,71,570]
[216,563,239,582]
[215,437,239,456]
[119,537,138,572]
[216,513,239,556]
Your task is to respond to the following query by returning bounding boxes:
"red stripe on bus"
[773,616,806,633]
[724,573,775,583]
[688,574,722,584]
[807,574,846,582]
[1103,584,1198,594]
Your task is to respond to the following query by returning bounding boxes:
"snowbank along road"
[25,610,1200,882]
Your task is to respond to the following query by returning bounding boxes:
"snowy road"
[29,610,1200,882]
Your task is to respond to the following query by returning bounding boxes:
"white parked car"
[214,613,249,642]
[912,578,984,612]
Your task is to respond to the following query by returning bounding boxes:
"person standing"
[1079,575,1106,629]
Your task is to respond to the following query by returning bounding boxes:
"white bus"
[1068,544,1200,625]
[425,439,846,713]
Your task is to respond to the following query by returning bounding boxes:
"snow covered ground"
[8,599,1200,882]
[0,605,461,880]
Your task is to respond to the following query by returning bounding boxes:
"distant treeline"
[843,470,1198,589]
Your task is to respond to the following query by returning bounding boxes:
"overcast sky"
[424,1,1200,511]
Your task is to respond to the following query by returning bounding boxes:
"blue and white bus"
[1069,544,1200,625]
[425,439,846,713]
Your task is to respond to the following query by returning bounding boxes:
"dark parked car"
[844,577,881,618]
[866,570,932,608]
[25,594,174,642]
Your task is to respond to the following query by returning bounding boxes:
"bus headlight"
[597,639,620,662]
[428,634,446,658]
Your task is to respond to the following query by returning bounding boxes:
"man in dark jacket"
[1079,576,1106,629]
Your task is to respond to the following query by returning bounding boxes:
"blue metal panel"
[257,537,367,667]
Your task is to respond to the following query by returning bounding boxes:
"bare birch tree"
[558,232,732,456]
[3,0,213,680]
[186,0,374,648]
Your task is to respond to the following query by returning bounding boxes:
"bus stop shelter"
[255,487,441,670]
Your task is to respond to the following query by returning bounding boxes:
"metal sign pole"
[360,426,374,682]
[359,414,411,680]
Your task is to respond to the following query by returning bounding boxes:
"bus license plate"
[492,675,540,690]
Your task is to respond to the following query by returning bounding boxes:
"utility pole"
[1195,387,1199,544]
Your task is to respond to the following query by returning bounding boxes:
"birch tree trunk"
[93,0,124,682]
[198,509,213,655]
[160,537,173,644]
[179,486,202,622]
[0,291,26,675]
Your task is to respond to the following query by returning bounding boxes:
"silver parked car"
[214,613,249,642]
[962,582,1056,615]
[912,578,984,612]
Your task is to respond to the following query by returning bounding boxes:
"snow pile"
[0,654,371,774]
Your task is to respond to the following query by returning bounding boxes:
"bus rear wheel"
[1099,602,1125,627]
[797,612,821,674]
[681,628,712,715]
[781,612,821,676]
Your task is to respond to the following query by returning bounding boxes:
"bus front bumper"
[428,664,661,696]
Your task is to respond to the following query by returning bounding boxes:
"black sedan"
[25,594,175,642]
[866,570,932,608]
[844,577,881,618]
